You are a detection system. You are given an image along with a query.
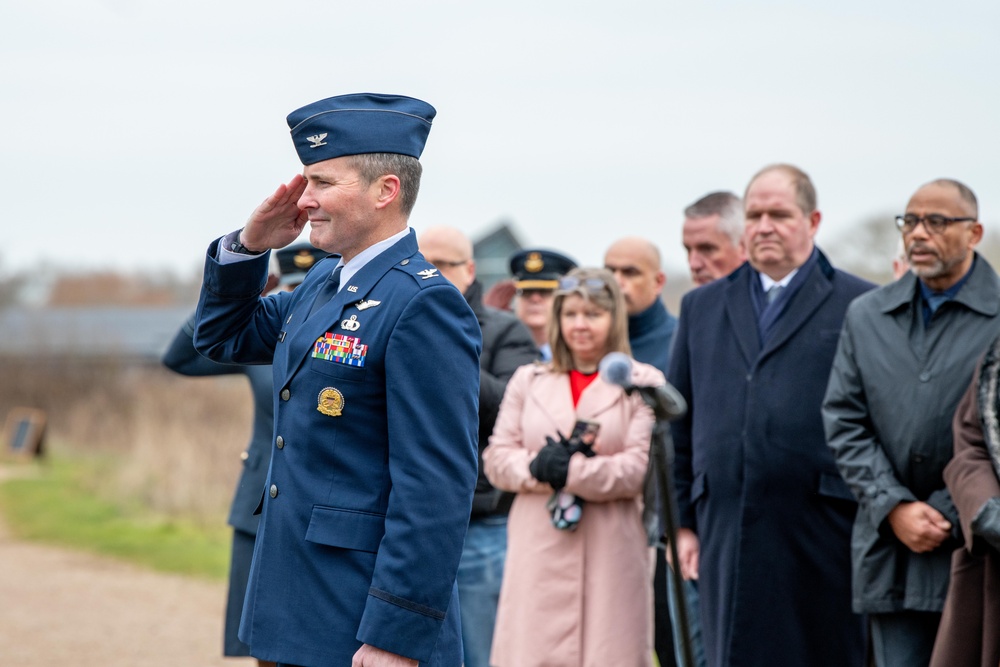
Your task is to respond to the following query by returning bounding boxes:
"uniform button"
[240,451,249,461]
[913,454,925,464]
[281,388,291,401]
[269,484,278,498]
[401,259,410,266]
[919,372,930,382]
[746,374,752,381]
[866,485,878,497]
[276,436,284,449]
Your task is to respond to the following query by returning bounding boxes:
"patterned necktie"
[308,265,343,319]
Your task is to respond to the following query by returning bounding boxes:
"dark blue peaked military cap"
[275,242,332,286]
[286,93,436,165]
[509,249,579,290]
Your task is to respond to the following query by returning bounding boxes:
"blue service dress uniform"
[194,229,481,666]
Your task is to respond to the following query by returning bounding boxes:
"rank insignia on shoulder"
[355,299,381,311]
[317,387,344,417]
[417,268,439,280]
[341,314,361,331]
[313,332,368,367]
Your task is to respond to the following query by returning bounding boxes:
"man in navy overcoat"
[193,93,481,667]
[667,164,872,667]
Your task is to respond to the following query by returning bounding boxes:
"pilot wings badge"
[355,299,381,311]
[417,268,440,280]
[307,133,328,148]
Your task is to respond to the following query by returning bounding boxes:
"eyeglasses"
[895,214,976,235]
[556,277,609,293]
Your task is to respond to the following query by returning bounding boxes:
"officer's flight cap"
[287,93,436,165]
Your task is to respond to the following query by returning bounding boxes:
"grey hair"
[684,191,744,247]
[345,153,423,216]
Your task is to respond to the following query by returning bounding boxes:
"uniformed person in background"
[509,248,577,361]
[193,93,481,667]
[163,242,325,667]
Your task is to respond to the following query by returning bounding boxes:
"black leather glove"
[529,436,573,489]
[972,496,1000,553]
[568,437,597,459]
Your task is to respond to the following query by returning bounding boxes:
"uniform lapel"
[279,232,419,387]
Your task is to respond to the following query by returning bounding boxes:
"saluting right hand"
[239,174,309,251]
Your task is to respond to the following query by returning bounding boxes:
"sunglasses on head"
[557,277,608,293]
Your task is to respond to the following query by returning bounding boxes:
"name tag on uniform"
[313,333,368,367]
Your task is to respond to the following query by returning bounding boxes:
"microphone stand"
[635,390,695,667]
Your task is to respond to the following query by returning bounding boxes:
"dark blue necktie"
[766,284,784,304]
[758,284,785,339]
[308,265,343,319]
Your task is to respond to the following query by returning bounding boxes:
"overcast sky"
[2,0,997,280]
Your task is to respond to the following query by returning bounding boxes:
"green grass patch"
[0,456,230,580]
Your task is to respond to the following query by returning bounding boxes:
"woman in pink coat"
[483,267,663,667]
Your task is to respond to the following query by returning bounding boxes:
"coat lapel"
[576,377,626,421]
[759,255,833,360]
[724,267,762,366]
[526,371,576,438]
[526,370,625,439]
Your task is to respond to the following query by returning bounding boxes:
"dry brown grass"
[0,355,252,524]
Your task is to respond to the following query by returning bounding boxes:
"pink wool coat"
[483,360,663,667]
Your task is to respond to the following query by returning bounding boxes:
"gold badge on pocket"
[317,387,345,417]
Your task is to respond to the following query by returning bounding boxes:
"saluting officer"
[193,93,481,667]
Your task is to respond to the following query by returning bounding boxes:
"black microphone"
[598,352,687,421]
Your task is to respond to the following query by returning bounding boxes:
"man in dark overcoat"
[667,164,872,667]
[194,93,481,667]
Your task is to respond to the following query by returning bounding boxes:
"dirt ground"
[0,471,255,666]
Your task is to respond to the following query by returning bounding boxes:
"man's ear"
[969,221,984,248]
[374,174,401,209]
[808,210,822,237]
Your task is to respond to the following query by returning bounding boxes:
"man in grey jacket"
[823,178,1000,667]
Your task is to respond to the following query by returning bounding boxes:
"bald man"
[824,179,1000,667]
[419,226,539,667]
[604,237,679,667]
[604,237,677,374]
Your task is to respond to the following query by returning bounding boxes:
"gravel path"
[0,473,254,666]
